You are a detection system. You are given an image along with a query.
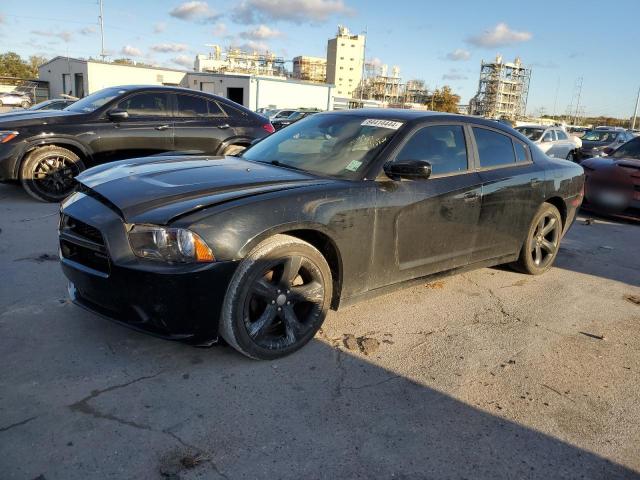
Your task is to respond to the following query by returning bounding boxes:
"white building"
[38,57,188,98]
[326,25,365,98]
[184,72,334,111]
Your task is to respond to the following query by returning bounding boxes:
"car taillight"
[262,123,275,134]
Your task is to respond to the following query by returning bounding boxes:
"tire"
[220,234,332,360]
[20,146,86,202]
[222,144,246,156]
[21,101,30,109]
[566,150,575,162]
[514,202,563,275]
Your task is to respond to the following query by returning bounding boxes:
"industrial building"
[470,55,531,120]
[356,64,402,104]
[292,56,327,83]
[326,25,365,98]
[195,46,286,77]
[38,57,187,98]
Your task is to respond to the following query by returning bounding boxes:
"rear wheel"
[20,146,85,202]
[566,150,576,162]
[220,234,332,360]
[514,203,562,275]
[222,144,246,156]
[21,100,30,109]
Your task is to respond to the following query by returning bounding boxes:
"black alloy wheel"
[220,234,332,359]
[514,202,563,275]
[20,146,85,202]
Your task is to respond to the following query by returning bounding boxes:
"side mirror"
[108,109,129,121]
[384,160,432,180]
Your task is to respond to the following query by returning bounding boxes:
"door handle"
[218,123,230,129]
[463,192,479,202]
[155,124,170,131]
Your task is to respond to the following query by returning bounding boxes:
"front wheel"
[566,150,576,162]
[220,234,332,360]
[20,146,85,202]
[514,203,562,275]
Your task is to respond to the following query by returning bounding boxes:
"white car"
[0,91,32,108]
[515,125,580,162]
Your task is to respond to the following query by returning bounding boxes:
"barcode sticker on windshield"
[345,160,363,172]
[361,119,403,130]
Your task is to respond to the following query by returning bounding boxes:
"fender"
[13,135,94,178]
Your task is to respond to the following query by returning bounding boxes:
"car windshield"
[582,130,619,142]
[64,88,126,113]
[242,113,403,179]
[516,127,545,141]
[611,137,640,160]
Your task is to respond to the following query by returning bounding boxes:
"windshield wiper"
[269,160,304,172]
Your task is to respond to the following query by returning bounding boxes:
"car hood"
[76,155,334,224]
[0,109,84,127]
[581,155,640,171]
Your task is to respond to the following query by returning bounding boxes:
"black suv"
[0,85,273,201]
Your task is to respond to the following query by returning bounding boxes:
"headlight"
[126,224,214,263]
[0,131,19,143]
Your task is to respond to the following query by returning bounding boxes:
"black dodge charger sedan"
[0,85,273,202]
[58,110,584,359]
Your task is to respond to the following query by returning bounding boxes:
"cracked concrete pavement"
[1,182,639,479]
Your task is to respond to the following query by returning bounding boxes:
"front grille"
[59,214,110,274]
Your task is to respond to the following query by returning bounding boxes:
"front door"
[172,92,233,155]
[372,124,482,289]
[93,91,174,164]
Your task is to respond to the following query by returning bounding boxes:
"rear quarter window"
[473,127,517,168]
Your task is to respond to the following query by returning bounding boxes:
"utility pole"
[632,85,640,130]
[98,0,106,61]
[573,76,583,126]
[359,26,367,105]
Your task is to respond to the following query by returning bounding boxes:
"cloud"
[232,0,354,24]
[234,40,270,52]
[169,1,220,23]
[31,29,73,42]
[446,48,471,61]
[172,54,193,68]
[0,14,5,24]
[467,22,532,48]
[153,22,167,33]
[239,24,283,40]
[80,25,96,35]
[212,22,227,37]
[442,69,468,81]
[150,42,189,53]
[121,45,143,56]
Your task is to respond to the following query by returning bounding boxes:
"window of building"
[349,67,354,71]
[340,57,344,60]
[473,127,517,168]
[396,125,468,175]
[340,66,343,70]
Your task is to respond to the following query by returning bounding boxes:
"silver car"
[515,126,579,161]
[0,91,32,108]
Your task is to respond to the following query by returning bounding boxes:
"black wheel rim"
[530,212,560,268]
[31,155,80,198]
[243,255,325,350]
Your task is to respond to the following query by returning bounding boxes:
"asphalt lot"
[1,181,639,480]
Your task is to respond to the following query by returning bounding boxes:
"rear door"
[94,91,174,162]
[172,92,232,155]
[553,129,575,159]
[470,126,545,263]
[372,123,482,289]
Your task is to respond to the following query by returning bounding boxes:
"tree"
[430,86,461,113]
[28,55,48,75]
[0,52,40,78]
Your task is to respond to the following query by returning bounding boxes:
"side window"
[556,130,568,140]
[514,141,530,163]
[396,125,468,175]
[176,95,224,117]
[473,127,516,168]
[117,92,171,117]
[542,130,555,142]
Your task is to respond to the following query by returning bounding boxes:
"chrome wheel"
[529,212,560,268]
[243,255,325,350]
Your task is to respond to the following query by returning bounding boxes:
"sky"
[1,0,639,118]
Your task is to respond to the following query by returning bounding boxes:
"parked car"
[579,129,635,159]
[0,91,32,108]
[515,125,580,161]
[0,85,274,202]
[29,98,77,111]
[58,110,584,359]
[581,136,640,220]
[272,110,319,131]
[268,109,298,121]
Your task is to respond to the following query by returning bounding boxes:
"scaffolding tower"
[470,55,531,120]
